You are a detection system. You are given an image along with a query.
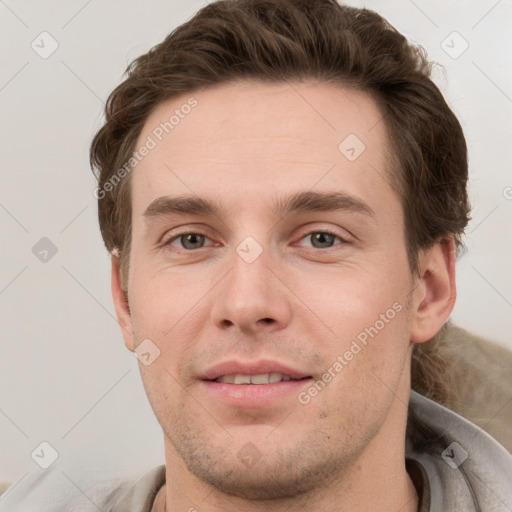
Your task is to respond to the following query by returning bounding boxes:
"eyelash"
[163,229,348,251]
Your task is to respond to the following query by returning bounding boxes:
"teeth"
[250,374,269,384]
[234,375,251,384]
[268,372,282,383]
[215,373,298,384]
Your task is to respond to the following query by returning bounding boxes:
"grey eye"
[167,232,210,250]
[303,232,341,249]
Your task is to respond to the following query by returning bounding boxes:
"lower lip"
[202,379,312,408]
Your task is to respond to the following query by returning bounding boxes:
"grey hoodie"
[405,390,512,511]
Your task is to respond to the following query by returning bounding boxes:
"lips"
[199,360,313,408]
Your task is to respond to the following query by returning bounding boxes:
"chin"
[168,424,355,501]
[188,461,327,500]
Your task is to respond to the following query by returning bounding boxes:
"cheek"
[128,269,211,390]
[137,360,188,433]
[310,303,412,429]
[300,264,413,392]
[295,261,408,333]
[128,261,208,333]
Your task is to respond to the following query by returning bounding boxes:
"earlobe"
[111,253,135,352]
[410,237,457,344]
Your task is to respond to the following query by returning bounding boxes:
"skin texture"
[111,81,456,512]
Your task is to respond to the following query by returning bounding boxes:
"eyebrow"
[143,190,375,224]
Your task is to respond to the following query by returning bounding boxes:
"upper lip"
[200,360,312,381]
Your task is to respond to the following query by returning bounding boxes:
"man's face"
[123,81,421,499]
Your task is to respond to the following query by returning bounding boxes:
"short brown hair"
[90,0,470,291]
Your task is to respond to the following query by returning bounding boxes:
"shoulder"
[407,390,512,511]
[0,464,163,512]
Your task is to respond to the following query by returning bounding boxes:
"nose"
[210,238,293,336]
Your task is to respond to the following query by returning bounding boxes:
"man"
[1,0,511,510]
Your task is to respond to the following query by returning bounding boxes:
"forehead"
[130,80,398,219]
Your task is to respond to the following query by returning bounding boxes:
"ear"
[111,253,135,352]
[410,237,457,343]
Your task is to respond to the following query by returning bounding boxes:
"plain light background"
[1,0,511,492]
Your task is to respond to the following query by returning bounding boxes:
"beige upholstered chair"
[412,322,512,452]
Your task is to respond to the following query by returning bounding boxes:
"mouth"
[200,361,313,408]
[211,373,311,384]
